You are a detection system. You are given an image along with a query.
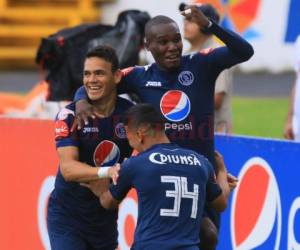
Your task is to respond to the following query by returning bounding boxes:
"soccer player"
[74,6,251,249]
[47,45,133,250]
[84,104,231,250]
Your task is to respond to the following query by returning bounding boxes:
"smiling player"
[47,45,133,250]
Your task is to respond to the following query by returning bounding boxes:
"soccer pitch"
[232,97,289,139]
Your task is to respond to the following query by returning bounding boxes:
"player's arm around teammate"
[58,146,118,182]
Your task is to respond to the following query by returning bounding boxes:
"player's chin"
[87,93,103,101]
[164,60,181,71]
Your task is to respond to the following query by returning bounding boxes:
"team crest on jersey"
[160,90,191,122]
[93,140,120,167]
[114,123,127,139]
[178,71,194,86]
[57,108,74,120]
[55,120,69,139]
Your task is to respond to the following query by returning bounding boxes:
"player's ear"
[114,69,122,85]
[136,128,143,143]
[144,37,150,51]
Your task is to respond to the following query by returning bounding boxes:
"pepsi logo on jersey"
[93,140,120,167]
[160,90,191,123]
[160,90,193,132]
[160,90,214,141]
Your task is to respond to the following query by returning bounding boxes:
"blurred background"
[0,0,299,138]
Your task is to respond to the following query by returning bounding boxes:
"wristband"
[97,167,110,178]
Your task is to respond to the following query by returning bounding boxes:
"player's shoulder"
[181,51,206,65]
[54,102,76,141]
[179,147,212,167]
[122,64,152,76]
[116,96,134,109]
[55,102,75,121]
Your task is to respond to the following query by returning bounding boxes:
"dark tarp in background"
[36,10,150,101]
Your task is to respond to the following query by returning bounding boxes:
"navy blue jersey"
[75,23,253,169]
[110,143,221,250]
[48,97,133,247]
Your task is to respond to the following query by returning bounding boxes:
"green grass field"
[232,97,289,139]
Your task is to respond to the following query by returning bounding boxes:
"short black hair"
[145,15,177,40]
[86,45,119,72]
[124,104,165,131]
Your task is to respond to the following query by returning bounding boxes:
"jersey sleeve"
[54,106,79,148]
[200,21,254,76]
[109,159,134,201]
[204,159,222,202]
[74,86,87,102]
[117,66,143,94]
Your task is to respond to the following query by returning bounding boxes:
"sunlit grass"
[232,97,289,139]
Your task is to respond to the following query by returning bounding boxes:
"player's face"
[146,22,183,71]
[83,57,120,101]
[183,18,202,42]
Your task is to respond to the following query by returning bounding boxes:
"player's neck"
[141,134,170,152]
[91,92,117,117]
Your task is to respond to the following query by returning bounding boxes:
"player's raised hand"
[72,99,103,130]
[109,164,121,185]
[181,5,211,30]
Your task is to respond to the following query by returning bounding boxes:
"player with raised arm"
[74,6,247,249]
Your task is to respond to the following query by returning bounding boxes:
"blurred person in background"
[84,103,231,250]
[284,35,300,141]
[47,46,133,250]
[74,6,251,249]
[180,3,233,134]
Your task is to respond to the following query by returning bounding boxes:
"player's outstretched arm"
[58,146,115,182]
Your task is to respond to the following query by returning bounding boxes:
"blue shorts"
[47,198,118,250]
[47,216,117,250]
